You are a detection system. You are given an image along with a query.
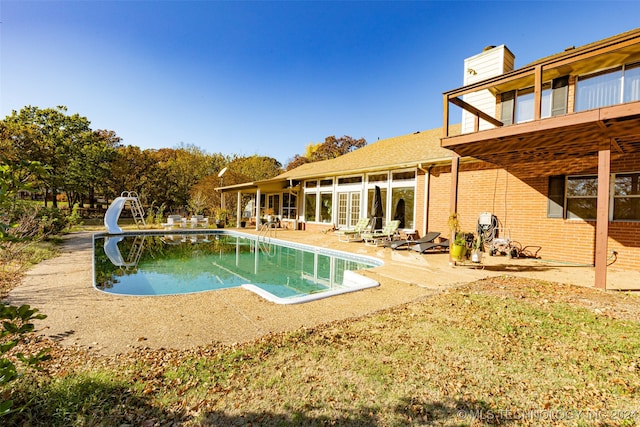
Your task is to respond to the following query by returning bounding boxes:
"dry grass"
[4,276,640,426]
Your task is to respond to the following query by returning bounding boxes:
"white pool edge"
[241,270,379,305]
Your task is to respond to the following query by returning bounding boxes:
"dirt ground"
[6,229,640,356]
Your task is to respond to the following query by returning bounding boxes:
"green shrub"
[0,303,49,416]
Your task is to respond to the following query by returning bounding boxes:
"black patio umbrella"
[394,198,405,229]
[370,185,384,231]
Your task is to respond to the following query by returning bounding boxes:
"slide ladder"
[257,223,277,257]
[124,192,146,228]
[104,191,146,234]
[103,235,146,269]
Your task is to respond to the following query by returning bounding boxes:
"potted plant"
[450,232,468,261]
[470,232,484,263]
[448,213,466,261]
[214,208,229,228]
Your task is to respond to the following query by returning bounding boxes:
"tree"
[310,135,366,161]
[105,145,155,201]
[285,135,366,170]
[228,155,282,182]
[285,154,310,171]
[1,106,93,207]
[63,129,120,208]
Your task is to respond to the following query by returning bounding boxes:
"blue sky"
[2,1,640,165]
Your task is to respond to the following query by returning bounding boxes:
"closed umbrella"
[394,198,405,229]
[370,186,384,231]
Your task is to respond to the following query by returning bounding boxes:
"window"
[266,194,280,216]
[368,173,388,183]
[566,176,598,220]
[392,171,415,181]
[548,175,565,218]
[282,193,297,220]
[304,193,316,221]
[304,178,334,222]
[501,77,566,125]
[337,192,361,228]
[576,68,622,111]
[549,173,640,221]
[367,187,387,223]
[614,173,640,220]
[551,76,569,116]
[624,63,640,103]
[574,63,640,111]
[515,87,535,123]
[500,91,515,125]
[391,187,415,229]
[320,193,332,223]
[338,176,362,185]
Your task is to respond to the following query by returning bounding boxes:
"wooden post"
[594,139,611,289]
[449,154,460,264]
[255,189,261,231]
[443,94,450,137]
[534,65,542,120]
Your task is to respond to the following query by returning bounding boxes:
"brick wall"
[426,159,640,270]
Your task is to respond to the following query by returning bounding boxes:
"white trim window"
[336,175,363,228]
[576,62,640,111]
[303,178,334,223]
[390,170,416,229]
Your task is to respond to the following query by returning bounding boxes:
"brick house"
[220,28,640,289]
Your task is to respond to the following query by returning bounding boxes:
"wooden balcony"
[440,28,640,176]
[441,101,640,176]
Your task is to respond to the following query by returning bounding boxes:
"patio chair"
[162,215,187,230]
[410,238,450,254]
[387,231,441,250]
[362,220,400,246]
[190,214,209,228]
[335,218,371,242]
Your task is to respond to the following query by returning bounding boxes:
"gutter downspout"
[418,163,433,235]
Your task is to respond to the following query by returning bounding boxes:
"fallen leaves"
[3,276,640,426]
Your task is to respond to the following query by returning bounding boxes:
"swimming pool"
[93,231,382,304]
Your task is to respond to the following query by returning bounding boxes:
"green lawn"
[4,277,640,426]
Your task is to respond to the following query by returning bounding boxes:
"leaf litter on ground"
[3,276,640,426]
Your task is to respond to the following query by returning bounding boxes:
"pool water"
[93,231,381,304]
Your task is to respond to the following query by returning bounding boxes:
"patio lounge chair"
[190,214,209,228]
[162,215,187,230]
[362,220,400,246]
[410,239,450,254]
[387,231,441,250]
[335,218,371,242]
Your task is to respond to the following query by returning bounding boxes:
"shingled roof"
[267,124,460,182]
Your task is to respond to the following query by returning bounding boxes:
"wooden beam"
[534,65,542,121]
[449,97,504,128]
[611,138,625,154]
[594,139,611,289]
[442,109,602,148]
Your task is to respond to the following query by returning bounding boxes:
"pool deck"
[6,228,640,355]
